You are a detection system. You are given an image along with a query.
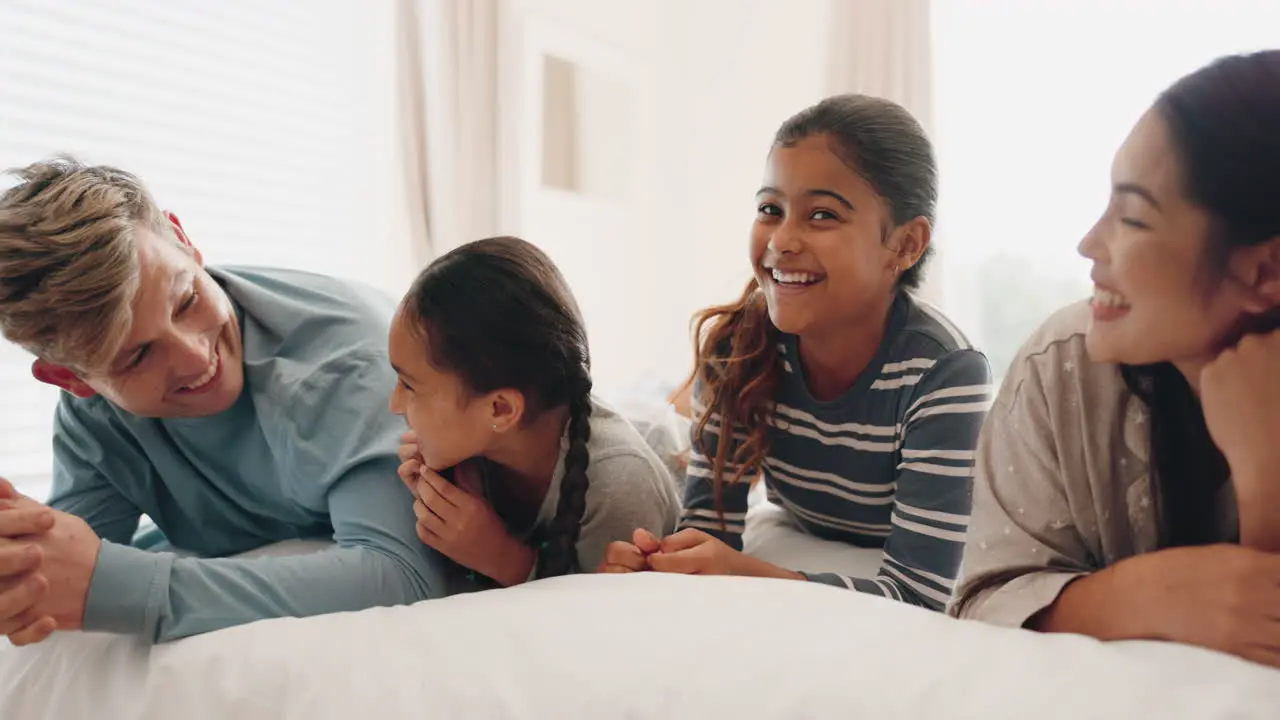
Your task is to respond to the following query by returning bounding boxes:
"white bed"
[1,498,1278,719]
[3,405,1278,718]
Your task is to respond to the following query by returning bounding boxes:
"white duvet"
[1,501,1278,719]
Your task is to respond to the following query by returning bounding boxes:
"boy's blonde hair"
[0,157,171,372]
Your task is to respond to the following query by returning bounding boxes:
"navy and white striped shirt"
[680,292,993,610]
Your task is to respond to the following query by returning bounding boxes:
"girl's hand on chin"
[412,466,529,584]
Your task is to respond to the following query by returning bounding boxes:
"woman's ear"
[1229,236,1280,313]
[488,388,526,434]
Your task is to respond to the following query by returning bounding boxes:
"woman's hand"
[1035,543,1280,668]
[1161,545,1280,668]
[1200,331,1280,549]
[1201,330,1280,471]
[411,463,534,586]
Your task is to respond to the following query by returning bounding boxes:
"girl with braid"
[389,236,679,586]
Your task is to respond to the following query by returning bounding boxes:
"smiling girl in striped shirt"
[601,94,992,610]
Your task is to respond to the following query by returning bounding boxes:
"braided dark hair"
[405,236,593,577]
[534,387,592,576]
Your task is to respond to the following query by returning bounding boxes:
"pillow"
[3,490,1276,719]
[1,571,1277,719]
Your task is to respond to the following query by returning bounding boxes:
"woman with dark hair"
[952,50,1280,667]
[600,94,993,612]
[390,236,678,586]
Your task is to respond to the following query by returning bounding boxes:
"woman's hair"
[1122,50,1280,547]
[688,94,938,518]
[405,236,592,577]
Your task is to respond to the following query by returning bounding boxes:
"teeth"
[1093,287,1130,309]
[182,355,218,391]
[771,269,821,285]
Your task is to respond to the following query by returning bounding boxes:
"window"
[932,0,1280,378]
[0,0,402,500]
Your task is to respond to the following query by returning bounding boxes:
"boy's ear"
[32,359,98,398]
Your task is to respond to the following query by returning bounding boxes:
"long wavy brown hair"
[686,94,938,523]
[689,279,781,518]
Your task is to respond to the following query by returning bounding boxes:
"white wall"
[500,0,838,399]
[661,0,838,324]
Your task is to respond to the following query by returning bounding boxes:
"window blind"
[0,0,401,499]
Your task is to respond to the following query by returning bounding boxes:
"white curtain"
[825,0,934,134]
[394,0,435,269]
[412,0,502,256]
[824,0,940,303]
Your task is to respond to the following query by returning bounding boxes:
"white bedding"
[2,505,1278,719]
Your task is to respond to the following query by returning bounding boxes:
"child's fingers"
[419,515,445,543]
[658,528,713,554]
[417,470,463,508]
[397,431,421,463]
[601,541,646,572]
[397,459,423,492]
[647,547,706,575]
[412,497,444,525]
[632,528,661,555]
